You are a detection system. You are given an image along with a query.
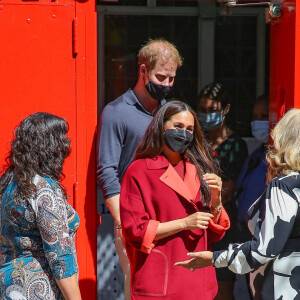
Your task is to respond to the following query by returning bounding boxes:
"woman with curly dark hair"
[0,112,81,300]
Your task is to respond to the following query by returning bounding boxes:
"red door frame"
[269,0,298,124]
[74,0,98,297]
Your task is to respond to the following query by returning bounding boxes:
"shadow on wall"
[80,128,98,298]
[79,279,97,297]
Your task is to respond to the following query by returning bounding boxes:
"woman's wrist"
[181,217,188,230]
[210,202,222,214]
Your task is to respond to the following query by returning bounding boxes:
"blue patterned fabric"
[0,175,79,300]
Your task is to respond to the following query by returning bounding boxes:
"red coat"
[120,155,230,300]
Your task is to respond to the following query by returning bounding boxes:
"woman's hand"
[203,173,222,208]
[183,212,214,230]
[174,251,213,270]
[155,212,213,241]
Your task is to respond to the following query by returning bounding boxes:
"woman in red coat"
[120,100,230,300]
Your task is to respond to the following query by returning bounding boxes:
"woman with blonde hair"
[175,108,300,300]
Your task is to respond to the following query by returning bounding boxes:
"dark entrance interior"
[97,1,270,299]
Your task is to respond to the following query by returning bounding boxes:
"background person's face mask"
[251,120,269,143]
[164,129,193,154]
[145,80,172,101]
[197,112,224,131]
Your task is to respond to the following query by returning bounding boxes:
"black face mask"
[145,80,172,101]
[164,129,194,154]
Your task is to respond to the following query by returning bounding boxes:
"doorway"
[97,1,269,299]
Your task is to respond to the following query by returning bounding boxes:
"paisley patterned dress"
[0,175,79,300]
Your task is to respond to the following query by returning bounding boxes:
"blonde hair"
[266,108,300,183]
[138,38,183,71]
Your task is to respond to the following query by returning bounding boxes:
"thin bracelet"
[210,203,222,214]
[116,224,122,229]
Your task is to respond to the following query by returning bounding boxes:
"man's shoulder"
[104,90,135,112]
[100,92,132,126]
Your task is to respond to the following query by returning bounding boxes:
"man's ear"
[139,64,147,78]
[223,104,231,115]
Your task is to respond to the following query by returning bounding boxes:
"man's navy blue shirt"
[97,89,161,199]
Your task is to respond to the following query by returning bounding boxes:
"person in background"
[236,95,269,242]
[197,82,248,300]
[96,39,183,299]
[175,108,300,300]
[233,95,269,300]
[120,100,230,300]
[0,112,81,300]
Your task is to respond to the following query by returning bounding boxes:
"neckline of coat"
[146,155,201,208]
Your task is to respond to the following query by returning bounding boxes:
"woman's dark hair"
[198,82,229,109]
[0,112,71,198]
[136,100,217,206]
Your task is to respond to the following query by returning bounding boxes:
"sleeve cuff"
[141,220,160,254]
[208,207,230,235]
[50,255,78,279]
[213,250,229,268]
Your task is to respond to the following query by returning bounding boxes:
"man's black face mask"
[145,80,172,101]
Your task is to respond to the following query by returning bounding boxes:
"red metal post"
[74,0,98,298]
[269,0,297,125]
[294,1,300,108]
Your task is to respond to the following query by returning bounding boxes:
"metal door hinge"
[72,18,79,56]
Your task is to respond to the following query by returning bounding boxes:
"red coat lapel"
[184,162,201,200]
[159,161,200,205]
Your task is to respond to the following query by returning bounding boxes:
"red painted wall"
[269,0,297,125]
[0,0,97,298]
